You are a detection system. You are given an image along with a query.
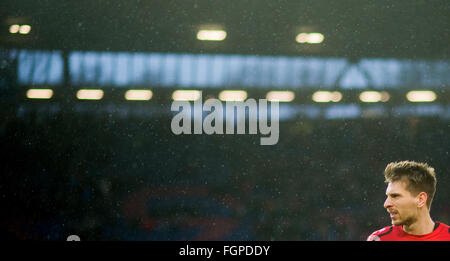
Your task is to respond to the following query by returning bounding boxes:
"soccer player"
[367,161,450,241]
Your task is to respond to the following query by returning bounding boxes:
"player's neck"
[402,211,435,235]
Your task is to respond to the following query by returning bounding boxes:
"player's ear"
[416,192,427,208]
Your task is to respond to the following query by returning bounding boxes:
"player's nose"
[384,198,392,209]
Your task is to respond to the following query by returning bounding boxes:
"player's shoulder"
[367,226,395,241]
[436,222,450,233]
[437,221,450,228]
[431,222,450,240]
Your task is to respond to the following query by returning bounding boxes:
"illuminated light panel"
[406,90,436,102]
[19,25,31,34]
[172,90,201,101]
[218,90,248,101]
[296,32,324,44]
[9,24,20,34]
[312,91,331,102]
[76,89,104,100]
[330,91,342,102]
[26,89,53,99]
[266,91,295,102]
[360,91,386,103]
[312,91,342,103]
[295,33,309,43]
[380,91,390,102]
[307,33,324,44]
[197,30,227,41]
[125,89,153,101]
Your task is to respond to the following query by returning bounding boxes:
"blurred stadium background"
[0,0,449,240]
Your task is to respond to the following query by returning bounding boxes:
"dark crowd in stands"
[1,107,449,241]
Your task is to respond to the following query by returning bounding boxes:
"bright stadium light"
[307,33,324,44]
[312,91,331,102]
[380,91,390,102]
[19,25,31,35]
[312,91,342,103]
[295,33,309,43]
[9,24,20,34]
[76,89,104,100]
[406,90,436,102]
[359,91,390,103]
[266,91,295,102]
[125,89,153,101]
[218,90,248,101]
[26,89,53,99]
[330,92,342,102]
[172,90,201,101]
[197,29,227,41]
[296,32,324,44]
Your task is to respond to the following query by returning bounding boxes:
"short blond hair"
[384,161,437,209]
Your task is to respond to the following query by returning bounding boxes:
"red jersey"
[367,222,450,241]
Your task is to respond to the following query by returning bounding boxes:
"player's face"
[384,180,419,226]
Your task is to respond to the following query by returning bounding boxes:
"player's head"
[383,161,437,226]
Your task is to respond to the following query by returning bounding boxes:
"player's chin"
[391,218,402,226]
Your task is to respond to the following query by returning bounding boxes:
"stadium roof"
[1,0,449,59]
